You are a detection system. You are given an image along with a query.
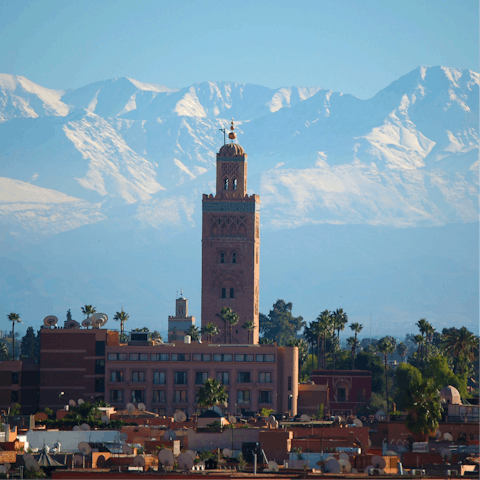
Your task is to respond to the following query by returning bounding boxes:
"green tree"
[184,325,200,341]
[377,336,396,418]
[201,322,219,342]
[349,322,363,369]
[316,310,332,369]
[242,321,255,344]
[259,300,305,346]
[7,313,21,360]
[21,326,39,361]
[149,331,163,342]
[196,379,228,409]
[404,378,442,441]
[442,327,478,374]
[216,307,233,344]
[226,310,239,344]
[354,351,385,392]
[288,338,309,371]
[394,363,423,410]
[113,308,129,336]
[396,342,408,363]
[0,343,9,361]
[332,308,348,369]
[423,355,468,398]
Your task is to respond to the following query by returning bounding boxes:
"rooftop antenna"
[219,128,226,145]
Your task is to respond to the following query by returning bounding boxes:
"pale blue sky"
[1,0,478,99]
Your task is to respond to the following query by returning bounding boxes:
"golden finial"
[228,117,237,142]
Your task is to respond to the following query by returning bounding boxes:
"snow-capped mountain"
[0,67,478,335]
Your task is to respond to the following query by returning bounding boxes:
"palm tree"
[288,338,309,370]
[242,321,255,344]
[377,336,396,420]
[201,322,219,342]
[346,336,356,368]
[396,342,408,363]
[81,305,96,328]
[185,325,200,341]
[333,309,348,369]
[349,322,363,369]
[196,379,228,409]
[317,310,332,369]
[149,331,163,343]
[413,334,425,368]
[227,311,239,344]
[303,323,317,360]
[259,338,274,345]
[416,318,432,364]
[113,308,129,336]
[7,313,21,360]
[216,307,233,344]
[442,327,478,374]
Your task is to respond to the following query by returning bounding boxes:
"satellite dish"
[163,430,176,441]
[267,461,279,472]
[122,444,133,455]
[126,403,136,413]
[364,465,375,474]
[371,455,386,469]
[80,423,90,431]
[441,448,452,460]
[324,458,341,473]
[339,458,351,472]
[177,452,194,472]
[368,438,372,447]
[73,454,83,467]
[435,429,442,440]
[339,452,349,460]
[43,316,58,328]
[78,442,91,455]
[138,403,146,412]
[81,319,91,328]
[300,414,311,422]
[222,448,232,458]
[65,320,80,329]
[69,399,76,407]
[353,417,363,427]
[24,458,40,472]
[133,455,145,467]
[186,450,196,460]
[91,313,108,328]
[101,415,110,424]
[23,453,33,461]
[444,432,453,441]
[77,399,84,405]
[158,449,175,466]
[174,410,187,422]
[228,415,237,424]
[374,410,385,421]
[73,425,80,431]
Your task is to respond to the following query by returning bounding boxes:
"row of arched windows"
[224,178,238,191]
[221,288,235,299]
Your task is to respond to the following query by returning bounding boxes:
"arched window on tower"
[220,253,225,263]
[232,252,237,264]
[233,178,237,190]
[224,178,229,190]
[230,288,235,299]
[221,288,226,299]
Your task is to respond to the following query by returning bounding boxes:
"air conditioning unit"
[410,469,425,476]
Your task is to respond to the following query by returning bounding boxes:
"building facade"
[0,360,39,414]
[167,295,195,342]
[201,123,260,344]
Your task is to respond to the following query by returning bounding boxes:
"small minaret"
[168,291,195,342]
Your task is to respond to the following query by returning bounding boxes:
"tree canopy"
[260,300,305,346]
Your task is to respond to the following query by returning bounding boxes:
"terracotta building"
[201,121,260,344]
[0,360,39,414]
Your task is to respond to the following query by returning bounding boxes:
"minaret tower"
[201,120,260,344]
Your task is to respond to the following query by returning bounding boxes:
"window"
[220,253,225,263]
[110,389,123,403]
[257,354,275,362]
[221,288,226,298]
[217,372,229,385]
[153,390,166,403]
[230,288,235,298]
[245,354,254,362]
[238,372,251,383]
[196,372,208,384]
[259,391,271,404]
[11,391,19,403]
[129,353,139,361]
[154,408,166,415]
[11,372,19,384]
[174,371,187,384]
[202,354,211,361]
[151,353,169,361]
[235,354,244,362]
[357,388,366,402]
[174,390,187,403]
[337,388,347,401]
[233,178,237,190]
[110,371,124,382]
[223,354,233,362]
[171,353,190,361]
[139,353,148,361]
[131,390,144,403]
[224,178,228,190]
[118,353,127,361]
[132,371,146,382]
[259,372,272,383]
[95,341,105,357]
[237,390,250,404]
[95,359,105,374]
[232,252,237,263]
[153,371,166,384]
[95,377,104,393]
[288,376,292,391]
[107,353,118,361]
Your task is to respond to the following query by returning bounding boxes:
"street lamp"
[58,391,65,410]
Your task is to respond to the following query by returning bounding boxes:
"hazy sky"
[1,0,478,99]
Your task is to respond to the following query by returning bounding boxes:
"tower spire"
[228,118,236,143]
